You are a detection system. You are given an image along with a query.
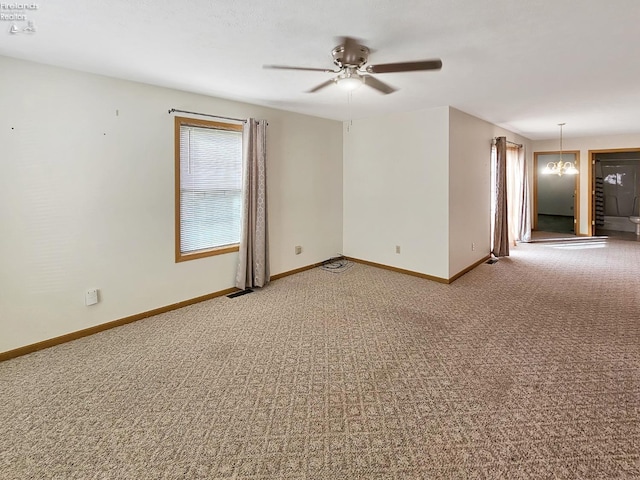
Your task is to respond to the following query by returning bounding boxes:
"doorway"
[589,148,640,238]
[533,151,579,236]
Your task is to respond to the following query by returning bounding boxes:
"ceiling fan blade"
[307,79,336,93]
[366,59,443,74]
[362,75,396,94]
[264,65,335,73]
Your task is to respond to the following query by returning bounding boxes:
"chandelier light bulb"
[542,123,578,176]
[336,71,363,91]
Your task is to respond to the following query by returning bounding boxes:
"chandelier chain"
[559,122,565,162]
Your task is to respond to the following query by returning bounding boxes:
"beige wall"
[449,108,531,276]
[342,107,451,279]
[343,106,528,280]
[0,56,344,353]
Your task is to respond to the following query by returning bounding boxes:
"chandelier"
[542,123,578,176]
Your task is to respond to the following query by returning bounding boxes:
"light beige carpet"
[1,239,639,479]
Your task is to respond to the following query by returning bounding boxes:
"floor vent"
[227,289,254,298]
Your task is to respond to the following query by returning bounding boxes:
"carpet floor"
[1,240,639,479]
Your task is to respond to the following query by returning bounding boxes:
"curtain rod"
[168,108,246,123]
[493,137,523,148]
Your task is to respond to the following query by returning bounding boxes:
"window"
[175,116,243,262]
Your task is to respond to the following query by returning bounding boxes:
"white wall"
[531,133,640,234]
[0,56,343,353]
[448,108,530,276]
[343,107,450,279]
[343,106,529,281]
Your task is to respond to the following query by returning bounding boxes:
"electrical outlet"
[295,245,302,255]
[85,288,99,306]
[472,242,476,251]
[395,245,401,254]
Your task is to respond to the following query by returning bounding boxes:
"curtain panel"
[506,145,532,244]
[516,145,532,243]
[235,119,270,290]
[493,136,510,257]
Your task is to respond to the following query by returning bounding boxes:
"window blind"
[179,124,243,254]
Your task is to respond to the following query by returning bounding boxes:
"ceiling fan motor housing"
[332,44,369,68]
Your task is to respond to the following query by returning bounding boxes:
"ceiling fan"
[264,36,442,94]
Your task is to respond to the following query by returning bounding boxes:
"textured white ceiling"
[2,0,640,140]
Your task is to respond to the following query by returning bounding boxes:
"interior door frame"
[588,147,640,236]
[533,150,580,233]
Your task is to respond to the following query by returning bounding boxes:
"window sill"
[176,244,240,263]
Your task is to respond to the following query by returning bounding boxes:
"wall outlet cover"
[85,288,99,306]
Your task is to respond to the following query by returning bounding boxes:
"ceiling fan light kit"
[336,69,364,91]
[264,36,442,94]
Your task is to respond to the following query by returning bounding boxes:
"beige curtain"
[506,144,532,244]
[235,119,270,290]
[492,137,509,257]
